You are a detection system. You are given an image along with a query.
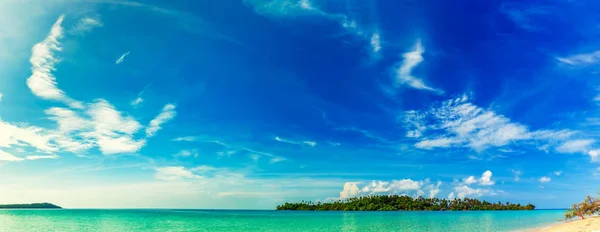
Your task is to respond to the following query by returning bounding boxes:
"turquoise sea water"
[0,209,565,232]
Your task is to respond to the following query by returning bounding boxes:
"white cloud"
[556,139,594,153]
[244,0,383,57]
[155,166,200,181]
[115,51,130,64]
[274,136,316,147]
[71,17,103,35]
[406,94,579,152]
[303,141,317,147]
[0,93,3,102]
[447,192,456,200]
[393,40,443,94]
[0,119,56,153]
[589,150,600,162]
[539,176,551,183]
[146,104,176,137]
[370,32,381,53]
[462,176,477,185]
[131,97,143,106]
[479,170,495,186]
[26,15,83,109]
[299,0,312,10]
[269,157,286,163]
[557,50,600,66]
[25,154,59,160]
[512,170,522,181]
[174,149,199,158]
[86,99,146,154]
[453,185,497,199]
[172,136,198,142]
[415,138,454,149]
[554,171,562,176]
[0,150,23,161]
[338,179,441,199]
[460,170,494,186]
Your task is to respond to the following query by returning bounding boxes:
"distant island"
[0,203,61,209]
[277,195,535,211]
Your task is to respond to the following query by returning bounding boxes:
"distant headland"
[0,203,61,209]
[277,195,535,211]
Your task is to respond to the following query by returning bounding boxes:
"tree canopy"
[277,195,535,211]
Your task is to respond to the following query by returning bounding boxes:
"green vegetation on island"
[277,195,535,211]
[0,203,61,209]
[565,191,600,220]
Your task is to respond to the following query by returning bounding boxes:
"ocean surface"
[0,209,565,232]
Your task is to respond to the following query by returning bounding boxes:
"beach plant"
[564,192,600,220]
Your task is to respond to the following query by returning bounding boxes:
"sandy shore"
[536,216,600,232]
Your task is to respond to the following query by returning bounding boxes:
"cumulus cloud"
[115,51,130,64]
[26,15,83,109]
[405,94,580,153]
[71,17,103,35]
[146,104,177,137]
[462,176,477,185]
[539,176,551,183]
[448,171,499,199]
[479,170,495,186]
[393,40,443,94]
[461,170,494,186]
[452,185,498,199]
[338,179,441,199]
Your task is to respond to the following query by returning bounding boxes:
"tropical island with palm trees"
[276,195,535,211]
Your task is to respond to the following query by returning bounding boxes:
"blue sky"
[1,0,600,209]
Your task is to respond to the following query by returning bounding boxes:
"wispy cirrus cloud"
[146,104,177,137]
[244,0,383,57]
[557,50,600,66]
[405,94,586,155]
[172,136,199,142]
[274,136,317,147]
[392,40,443,94]
[70,17,103,35]
[131,83,152,106]
[115,51,130,64]
[26,15,84,109]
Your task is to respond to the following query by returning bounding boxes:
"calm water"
[0,209,565,232]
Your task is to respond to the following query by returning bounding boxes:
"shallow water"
[0,209,565,232]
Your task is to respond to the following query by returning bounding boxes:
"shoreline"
[533,216,600,232]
